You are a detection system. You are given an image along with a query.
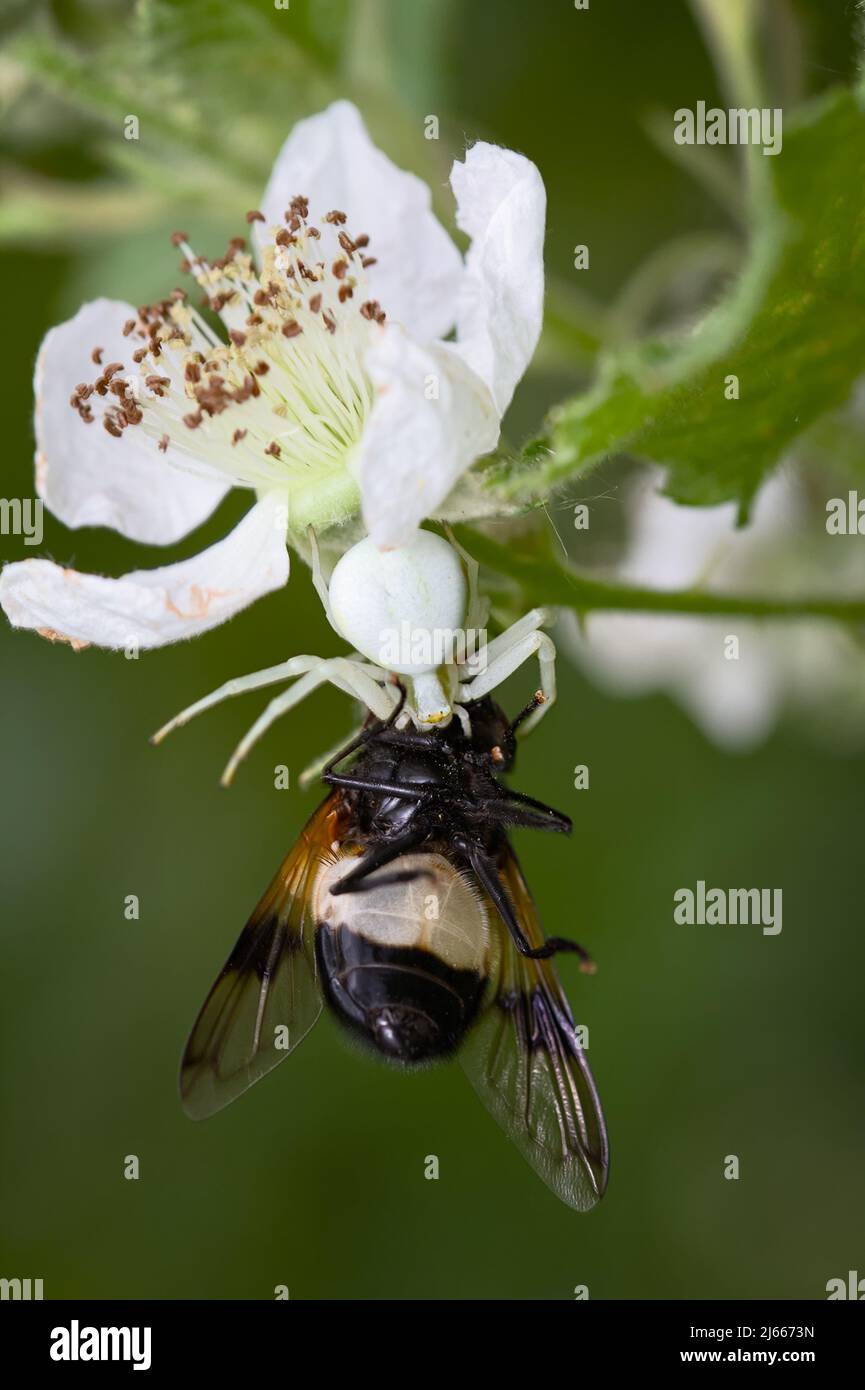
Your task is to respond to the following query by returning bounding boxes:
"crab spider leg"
[152,655,332,745]
[221,658,397,786]
[457,620,557,736]
[152,649,391,746]
[459,607,550,678]
[307,526,337,631]
[444,524,489,632]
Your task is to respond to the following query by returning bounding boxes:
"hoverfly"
[180,691,609,1210]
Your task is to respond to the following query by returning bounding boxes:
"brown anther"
[265,441,281,458]
[332,258,348,279]
[325,210,347,225]
[361,256,378,269]
[91,347,103,365]
[231,428,247,446]
[307,227,320,239]
[322,309,337,334]
[253,288,270,306]
[103,418,123,438]
[229,330,247,347]
[253,360,270,376]
[360,300,386,324]
[338,284,354,303]
[170,230,188,247]
[308,293,322,313]
[281,320,302,338]
[246,209,266,223]
[183,410,203,429]
[246,312,263,327]
[132,348,148,364]
[232,374,261,402]
[228,236,246,253]
[354,234,370,249]
[338,231,357,255]
[158,434,170,453]
[184,361,202,384]
[275,228,296,248]
[122,318,136,336]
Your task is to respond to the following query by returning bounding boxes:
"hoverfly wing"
[180,795,341,1120]
[459,845,609,1211]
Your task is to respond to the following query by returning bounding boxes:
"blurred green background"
[1,0,863,1299]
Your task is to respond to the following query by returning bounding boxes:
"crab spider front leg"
[457,607,557,735]
[221,656,398,786]
[307,525,338,632]
[444,524,490,633]
[152,655,336,745]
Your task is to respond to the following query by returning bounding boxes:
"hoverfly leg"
[321,682,409,779]
[454,835,537,957]
[329,833,426,897]
[476,789,572,835]
[456,834,593,965]
[322,771,427,800]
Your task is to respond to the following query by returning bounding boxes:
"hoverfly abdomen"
[313,852,489,1064]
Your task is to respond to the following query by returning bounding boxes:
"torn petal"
[357,324,499,550]
[259,100,463,343]
[36,298,229,545]
[0,493,288,649]
[450,142,546,416]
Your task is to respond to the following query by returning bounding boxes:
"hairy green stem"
[455,526,865,624]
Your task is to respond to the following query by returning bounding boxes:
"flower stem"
[454,526,865,625]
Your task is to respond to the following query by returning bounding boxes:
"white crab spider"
[152,528,557,786]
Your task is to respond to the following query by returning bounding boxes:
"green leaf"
[502,87,865,518]
[9,0,344,191]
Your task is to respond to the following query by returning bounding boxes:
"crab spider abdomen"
[328,530,467,676]
[327,530,466,724]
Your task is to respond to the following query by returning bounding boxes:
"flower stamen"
[68,197,386,499]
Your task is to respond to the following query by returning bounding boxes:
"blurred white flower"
[562,466,865,749]
[0,101,545,650]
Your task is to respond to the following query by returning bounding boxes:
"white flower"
[562,468,820,749]
[0,100,545,650]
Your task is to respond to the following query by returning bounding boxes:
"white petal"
[562,469,805,749]
[36,299,229,545]
[450,142,546,415]
[0,494,288,649]
[357,324,500,549]
[570,611,782,750]
[259,100,463,342]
